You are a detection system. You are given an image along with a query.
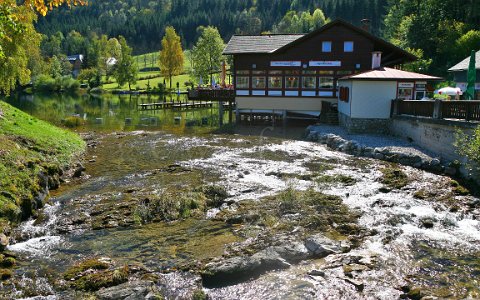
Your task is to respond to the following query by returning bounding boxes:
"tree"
[192,26,224,85]
[0,0,84,94]
[0,5,41,95]
[114,36,137,90]
[158,26,184,89]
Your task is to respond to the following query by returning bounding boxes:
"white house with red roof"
[337,66,441,133]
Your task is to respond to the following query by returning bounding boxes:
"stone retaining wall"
[339,113,391,134]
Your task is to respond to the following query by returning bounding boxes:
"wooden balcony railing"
[392,99,480,122]
[188,89,235,101]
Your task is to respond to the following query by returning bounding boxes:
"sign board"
[309,61,342,67]
[270,61,301,67]
[398,82,414,88]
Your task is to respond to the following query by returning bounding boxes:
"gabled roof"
[223,34,304,54]
[339,67,442,81]
[448,50,480,72]
[67,54,84,62]
[223,19,417,65]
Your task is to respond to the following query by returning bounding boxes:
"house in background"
[223,19,416,119]
[67,54,84,78]
[448,50,480,99]
[337,67,441,133]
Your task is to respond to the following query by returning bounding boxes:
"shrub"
[455,126,480,175]
[63,116,85,128]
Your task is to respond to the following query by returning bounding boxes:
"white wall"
[351,81,397,119]
[337,80,352,117]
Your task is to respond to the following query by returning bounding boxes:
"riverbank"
[0,101,85,249]
[3,130,479,299]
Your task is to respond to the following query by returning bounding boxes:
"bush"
[63,116,85,128]
[455,126,480,175]
[33,74,59,92]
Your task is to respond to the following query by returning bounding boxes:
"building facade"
[449,50,480,99]
[338,68,441,133]
[223,19,416,117]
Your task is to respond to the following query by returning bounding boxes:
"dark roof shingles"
[223,34,304,54]
[448,50,480,72]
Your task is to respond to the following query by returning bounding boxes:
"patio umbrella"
[221,61,226,87]
[466,50,476,100]
[435,87,463,96]
[199,76,203,86]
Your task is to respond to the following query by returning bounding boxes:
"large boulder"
[304,234,343,257]
[96,280,160,300]
[201,240,310,288]
[0,234,8,252]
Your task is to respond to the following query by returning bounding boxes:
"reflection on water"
[5,93,230,133]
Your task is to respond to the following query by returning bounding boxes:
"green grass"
[0,101,85,223]
[103,73,191,92]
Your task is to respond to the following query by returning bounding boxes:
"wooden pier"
[138,101,213,111]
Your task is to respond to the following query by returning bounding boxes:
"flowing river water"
[1,94,480,299]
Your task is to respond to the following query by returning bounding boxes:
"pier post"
[219,101,224,126]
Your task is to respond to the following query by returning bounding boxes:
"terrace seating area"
[392,99,480,122]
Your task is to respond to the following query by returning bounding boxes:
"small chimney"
[372,51,382,69]
[361,19,371,32]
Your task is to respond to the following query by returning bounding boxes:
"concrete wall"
[391,116,475,162]
[351,81,397,118]
[236,96,336,111]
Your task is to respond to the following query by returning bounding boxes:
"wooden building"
[223,19,416,118]
[449,50,480,99]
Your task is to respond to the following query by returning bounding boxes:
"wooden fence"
[392,100,480,122]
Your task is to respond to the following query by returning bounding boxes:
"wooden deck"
[138,101,213,111]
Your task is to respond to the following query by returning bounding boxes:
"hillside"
[35,0,390,54]
[0,101,85,228]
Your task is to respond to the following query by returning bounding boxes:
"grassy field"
[103,51,193,92]
[0,101,85,225]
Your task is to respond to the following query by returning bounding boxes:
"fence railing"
[188,89,235,101]
[392,99,480,122]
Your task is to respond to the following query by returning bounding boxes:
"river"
[1,93,480,299]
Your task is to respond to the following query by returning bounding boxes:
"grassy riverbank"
[0,101,85,227]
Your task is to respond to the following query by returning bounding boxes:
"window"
[285,70,301,75]
[344,41,354,52]
[302,77,316,89]
[318,70,334,75]
[319,77,334,89]
[252,77,266,89]
[285,76,299,89]
[269,76,283,89]
[269,70,282,75]
[252,70,265,75]
[302,70,316,75]
[322,41,332,52]
[236,77,249,89]
[336,70,352,76]
[236,70,249,75]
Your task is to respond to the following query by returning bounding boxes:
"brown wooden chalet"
[222,19,416,117]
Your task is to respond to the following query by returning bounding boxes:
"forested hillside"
[35,0,389,54]
[35,0,480,76]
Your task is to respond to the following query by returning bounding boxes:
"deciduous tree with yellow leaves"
[158,26,184,89]
[0,0,84,94]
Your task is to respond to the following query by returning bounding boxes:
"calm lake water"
[5,93,231,134]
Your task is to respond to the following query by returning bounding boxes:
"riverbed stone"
[304,234,342,257]
[96,280,158,300]
[0,234,8,252]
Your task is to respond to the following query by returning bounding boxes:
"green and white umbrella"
[466,50,476,100]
